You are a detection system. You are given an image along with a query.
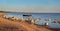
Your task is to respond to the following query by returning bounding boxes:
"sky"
[0,0,60,13]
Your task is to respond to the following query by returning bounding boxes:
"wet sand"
[47,28,60,31]
[0,12,59,31]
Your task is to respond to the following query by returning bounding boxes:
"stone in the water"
[45,22,48,26]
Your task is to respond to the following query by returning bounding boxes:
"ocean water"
[4,13,60,28]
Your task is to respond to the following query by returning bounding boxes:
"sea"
[4,13,60,28]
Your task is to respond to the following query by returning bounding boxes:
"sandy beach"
[0,12,60,31]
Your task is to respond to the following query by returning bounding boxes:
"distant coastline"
[0,10,60,14]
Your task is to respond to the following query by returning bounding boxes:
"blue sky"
[0,0,60,13]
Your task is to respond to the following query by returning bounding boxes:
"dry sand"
[0,12,59,31]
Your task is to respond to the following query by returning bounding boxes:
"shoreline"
[0,12,60,31]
